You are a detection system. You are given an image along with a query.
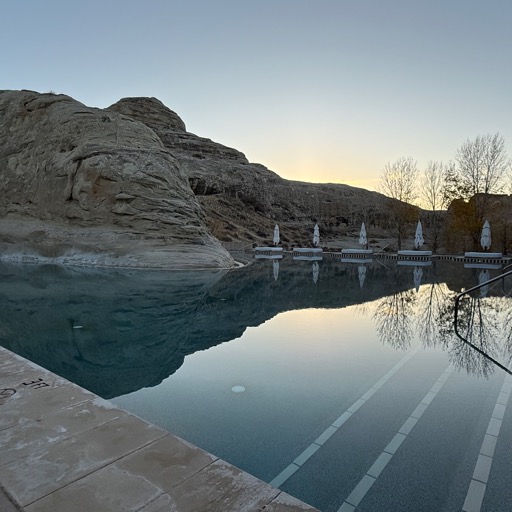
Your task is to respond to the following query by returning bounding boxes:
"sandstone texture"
[0,90,433,267]
[108,97,395,248]
[0,90,234,269]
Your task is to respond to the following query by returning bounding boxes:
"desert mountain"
[108,97,394,247]
[0,90,400,269]
[0,90,233,268]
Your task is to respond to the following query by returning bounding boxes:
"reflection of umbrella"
[479,269,490,297]
[312,261,319,283]
[413,266,423,292]
[273,259,279,281]
[358,265,367,289]
[359,222,367,248]
[273,224,280,246]
[414,221,424,249]
[313,224,320,247]
[481,220,491,250]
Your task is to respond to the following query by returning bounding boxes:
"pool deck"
[0,346,318,512]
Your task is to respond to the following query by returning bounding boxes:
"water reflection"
[368,266,512,378]
[312,261,319,284]
[358,265,366,289]
[273,259,279,281]
[0,259,510,398]
[373,289,416,350]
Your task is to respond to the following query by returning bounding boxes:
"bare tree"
[421,161,446,252]
[442,160,470,207]
[422,161,445,211]
[379,157,419,250]
[380,157,419,203]
[454,133,510,200]
[443,134,511,250]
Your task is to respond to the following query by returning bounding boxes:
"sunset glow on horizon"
[2,0,512,192]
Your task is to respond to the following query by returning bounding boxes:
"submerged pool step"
[0,346,319,512]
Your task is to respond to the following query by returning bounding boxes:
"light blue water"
[1,259,511,511]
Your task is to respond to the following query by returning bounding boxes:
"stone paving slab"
[0,346,319,511]
[0,486,21,512]
[0,399,123,467]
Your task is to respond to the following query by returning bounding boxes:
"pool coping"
[0,346,318,512]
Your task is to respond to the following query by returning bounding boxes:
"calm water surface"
[1,259,511,512]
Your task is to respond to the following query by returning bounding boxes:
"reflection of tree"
[450,295,503,377]
[449,338,496,378]
[354,301,371,318]
[416,282,452,349]
[375,274,512,377]
[501,273,512,363]
[503,307,512,365]
[373,290,416,349]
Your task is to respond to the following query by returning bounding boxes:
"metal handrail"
[374,243,391,254]
[454,267,512,376]
[503,263,512,297]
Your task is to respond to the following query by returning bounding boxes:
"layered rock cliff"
[108,97,394,247]
[0,90,399,268]
[0,90,234,268]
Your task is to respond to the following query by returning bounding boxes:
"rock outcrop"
[0,90,405,268]
[0,90,234,269]
[108,97,395,247]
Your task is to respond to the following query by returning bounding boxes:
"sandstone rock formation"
[0,90,234,269]
[108,97,395,248]
[0,90,409,269]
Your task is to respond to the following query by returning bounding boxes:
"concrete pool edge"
[0,347,318,512]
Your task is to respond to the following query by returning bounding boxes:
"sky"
[2,0,512,192]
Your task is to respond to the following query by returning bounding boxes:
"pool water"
[0,259,511,511]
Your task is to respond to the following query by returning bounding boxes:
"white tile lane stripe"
[269,346,421,488]
[337,364,454,511]
[462,373,512,512]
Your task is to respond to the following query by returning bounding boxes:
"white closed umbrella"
[313,224,320,247]
[359,222,367,248]
[273,224,280,246]
[480,220,491,250]
[414,221,424,249]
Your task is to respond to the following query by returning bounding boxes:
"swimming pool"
[0,259,511,511]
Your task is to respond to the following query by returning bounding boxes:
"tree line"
[379,133,512,252]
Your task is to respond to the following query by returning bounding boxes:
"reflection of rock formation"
[0,263,227,398]
[0,260,509,398]
[0,261,414,397]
